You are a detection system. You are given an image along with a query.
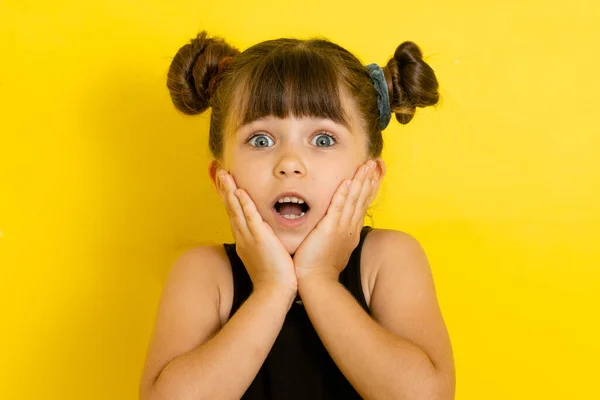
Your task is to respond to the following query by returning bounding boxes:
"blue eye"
[248,134,274,148]
[312,133,336,147]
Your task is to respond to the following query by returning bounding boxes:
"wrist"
[297,271,339,295]
[253,281,298,308]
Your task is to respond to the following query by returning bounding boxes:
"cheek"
[314,164,356,202]
[231,173,263,195]
[229,167,270,205]
[328,160,359,183]
[228,155,264,187]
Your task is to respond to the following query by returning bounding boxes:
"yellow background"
[1,1,599,399]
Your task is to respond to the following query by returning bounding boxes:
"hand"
[293,160,380,282]
[216,170,297,295]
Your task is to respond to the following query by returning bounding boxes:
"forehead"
[228,85,365,137]
[221,43,368,134]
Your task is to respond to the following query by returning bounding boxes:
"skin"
[209,114,385,256]
[207,88,386,289]
[139,90,455,400]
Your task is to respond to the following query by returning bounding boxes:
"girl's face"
[213,98,384,254]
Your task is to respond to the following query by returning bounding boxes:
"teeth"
[282,212,306,220]
[277,195,305,204]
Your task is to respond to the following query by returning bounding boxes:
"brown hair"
[167,31,439,160]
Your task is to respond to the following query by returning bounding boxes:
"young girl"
[140,31,455,400]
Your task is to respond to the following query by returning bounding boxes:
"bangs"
[230,47,351,131]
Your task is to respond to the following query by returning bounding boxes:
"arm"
[139,246,295,400]
[297,230,455,400]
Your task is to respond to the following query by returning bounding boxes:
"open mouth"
[273,195,310,220]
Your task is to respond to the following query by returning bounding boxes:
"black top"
[222,226,373,399]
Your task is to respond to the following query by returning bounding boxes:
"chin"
[262,210,321,255]
[282,236,303,255]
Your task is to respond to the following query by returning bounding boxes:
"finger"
[235,189,264,237]
[220,172,251,240]
[322,178,352,229]
[351,164,378,229]
[366,172,381,207]
[216,172,236,223]
[216,170,230,201]
[225,175,252,239]
[340,162,371,228]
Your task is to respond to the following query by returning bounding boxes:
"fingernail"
[368,160,376,169]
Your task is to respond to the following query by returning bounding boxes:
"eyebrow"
[238,116,356,137]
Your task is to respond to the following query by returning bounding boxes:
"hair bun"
[394,41,424,66]
[167,31,239,115]
[387,41,440,124]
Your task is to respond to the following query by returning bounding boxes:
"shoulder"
[169,244,232,285]
[360,228,428,306]
[362,227,435,304]
[168,244,234,326]
[175,244,232,269]
[362,227,425,259]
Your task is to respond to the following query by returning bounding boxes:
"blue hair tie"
[366,63,392,130]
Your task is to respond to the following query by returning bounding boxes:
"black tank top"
[222,226,373,399]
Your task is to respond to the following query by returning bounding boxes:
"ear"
[373,157,386,181]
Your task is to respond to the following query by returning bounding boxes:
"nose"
[273,152,306,178]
